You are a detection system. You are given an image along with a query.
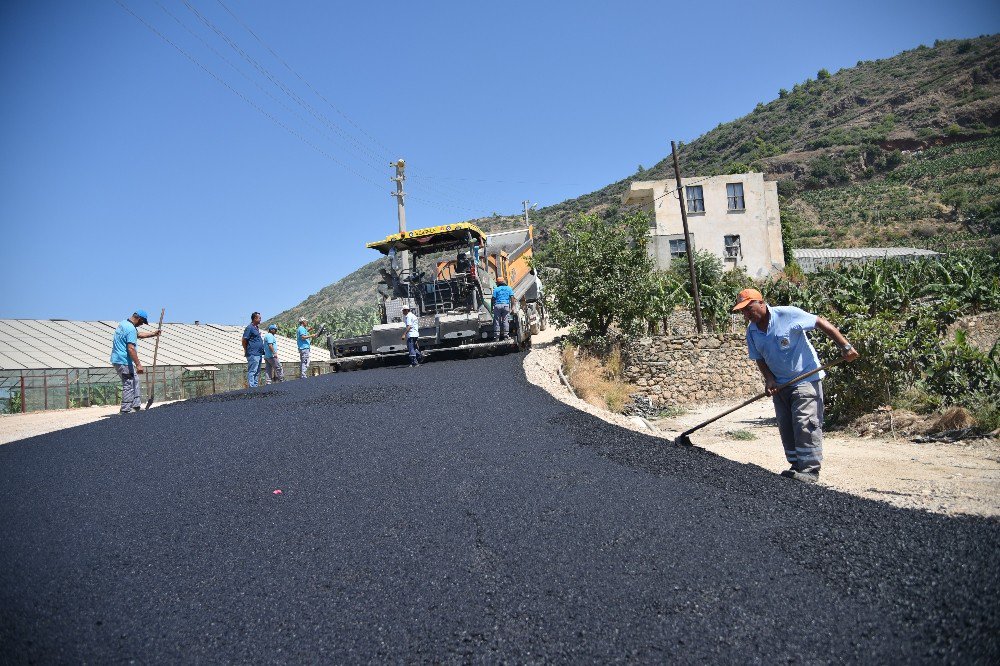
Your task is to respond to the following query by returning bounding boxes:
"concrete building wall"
[623,173,785,277]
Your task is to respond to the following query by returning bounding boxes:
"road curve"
[1,353,998,663]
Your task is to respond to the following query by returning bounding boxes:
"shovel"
[145,308,165,410]
[674,358,845,446]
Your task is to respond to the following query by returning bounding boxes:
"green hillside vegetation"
[275,34,999,325]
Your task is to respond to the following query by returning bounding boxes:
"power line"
[410,174,584,187]
[180,0,392,174]
[113,0,386,192]
[206,0,496,214]
[215,0,395,161]
[152,0,384,182]
[116,0,496,217]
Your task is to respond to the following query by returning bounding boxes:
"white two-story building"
[622,173,785,277]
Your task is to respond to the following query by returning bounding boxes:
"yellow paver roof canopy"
[366,222,486,255]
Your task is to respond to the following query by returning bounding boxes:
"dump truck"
[328,222,546,370]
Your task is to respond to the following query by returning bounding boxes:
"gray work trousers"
[113,363,142,413]
[773,379,824,473]
[299,348,310,379]
[493,303,511,338]
[264,356,284,384]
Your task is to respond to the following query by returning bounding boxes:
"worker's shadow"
[733,414,778,428]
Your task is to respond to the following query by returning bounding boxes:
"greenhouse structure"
[0,319,331,414]
[792,247,941,273]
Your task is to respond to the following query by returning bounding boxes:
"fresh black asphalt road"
[2,352,998,663]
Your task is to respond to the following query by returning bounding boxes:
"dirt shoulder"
[524,329,1000,518]
[0,402,180,446]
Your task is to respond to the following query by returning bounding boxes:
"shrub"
[965,391,1000,431]
[817,68,831,80]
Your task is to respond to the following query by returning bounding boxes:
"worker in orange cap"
[733,288,859,483]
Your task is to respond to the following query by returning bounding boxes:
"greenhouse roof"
[792,247,941,259]
[0,320,331,371]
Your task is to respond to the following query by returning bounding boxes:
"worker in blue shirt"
[109,309,162,413]
[242,312,265,388]
[492,277,515,341]
[263,324,284,384]
[734,288,859,483]
[297,317,313,379]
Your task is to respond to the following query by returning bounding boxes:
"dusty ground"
[524,328,1000,518]
[0,402,179,445]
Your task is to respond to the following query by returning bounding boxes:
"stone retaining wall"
[624,334,759,407]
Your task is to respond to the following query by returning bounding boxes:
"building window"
[685,185,705,213]
[669,238,688,259]
[727,183,745,210]
[724,234,742,259]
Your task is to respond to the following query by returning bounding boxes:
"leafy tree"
[817,68,831,79]
[536,211,655,337]
[778,88,789,98]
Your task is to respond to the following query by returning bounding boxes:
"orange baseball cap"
[732,288,764,311]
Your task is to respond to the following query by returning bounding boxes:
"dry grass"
[561,343,637,413]
[930,406,977,432]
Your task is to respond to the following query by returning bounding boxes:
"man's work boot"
[791,471,819,484]
[780,467,796,478]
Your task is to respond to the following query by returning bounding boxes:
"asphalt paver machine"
[329,222,546,370]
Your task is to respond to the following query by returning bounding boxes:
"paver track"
[1,353,997,662]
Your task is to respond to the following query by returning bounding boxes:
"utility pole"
[391,159,408,276]
[522,200,536,226]
[671,141,704,333]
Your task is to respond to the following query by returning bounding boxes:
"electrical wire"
[206,0,496,214]
[116,0,497,216]
[113,0,387,192]
[152,0,385,182]
[215,0,395,160]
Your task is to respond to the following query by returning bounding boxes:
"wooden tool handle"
[147,308,165,388]
[678,357,846,438]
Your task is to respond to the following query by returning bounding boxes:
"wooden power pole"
[671,141,704,333]
[391,159,408,274]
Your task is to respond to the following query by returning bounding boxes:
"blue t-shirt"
[492,285,514,305]
[110,319,138,367]
[746,305,823,386]
[263,333,277,359]
[297,325,310,350]
[243,324,265,356]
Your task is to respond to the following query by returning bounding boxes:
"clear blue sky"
[2,0,997,324]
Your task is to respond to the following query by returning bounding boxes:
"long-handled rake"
[674,358,845,446]
[144,308,165,410]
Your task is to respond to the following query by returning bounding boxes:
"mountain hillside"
[275,34,999,324]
